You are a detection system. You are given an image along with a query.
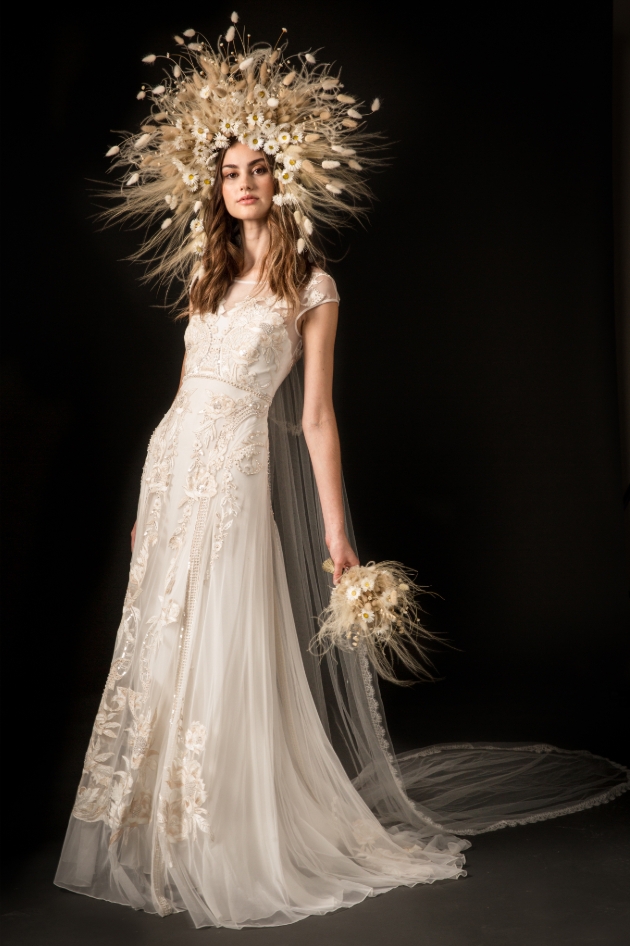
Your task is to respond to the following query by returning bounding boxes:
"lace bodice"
[184,270,339,401]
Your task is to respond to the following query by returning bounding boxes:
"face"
[220,143,275,221]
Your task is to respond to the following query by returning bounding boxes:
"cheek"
[222,182,237,210]
[258,173,275,203]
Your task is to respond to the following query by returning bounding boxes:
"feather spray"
[312,561,437,685]
[101,11,384,303]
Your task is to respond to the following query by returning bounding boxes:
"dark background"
[2,0,628,884]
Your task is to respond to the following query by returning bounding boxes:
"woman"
[55,18,628,930]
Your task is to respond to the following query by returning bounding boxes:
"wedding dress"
[55,271,629,929]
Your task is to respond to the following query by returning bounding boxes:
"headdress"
[104,11,382,294]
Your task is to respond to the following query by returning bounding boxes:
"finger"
[333,561,343,584]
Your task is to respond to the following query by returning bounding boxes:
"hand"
[327,533,359,584]
[131,520,137,553]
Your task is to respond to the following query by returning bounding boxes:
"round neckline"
[234,278,258,284]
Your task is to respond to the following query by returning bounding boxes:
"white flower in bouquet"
[312,561,438,685]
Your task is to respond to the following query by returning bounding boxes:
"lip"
[237,195,258,204]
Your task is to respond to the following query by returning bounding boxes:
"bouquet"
[312,560,437,685]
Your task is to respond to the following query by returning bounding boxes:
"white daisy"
[190,218,204,234]
[360,576,375,591]
[200,172,214,187]
[192,236,206,254]
[183,171,199,190]
[283,154,302,172]
[219,118,239,135]
[290,125,304,143]
[346,585,361,602]
[213,132,230,149]
[272,194,285,206]
[247,111,264,128]
[359,607,374,624]
[276,168,294,184]
[277,130,291,146]
[199,85,211,99]
[261,118,277,134]
[263,138,280,155]
[253,84,267,102]
[248,132,264,150]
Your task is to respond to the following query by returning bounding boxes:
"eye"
[253,165,268,175]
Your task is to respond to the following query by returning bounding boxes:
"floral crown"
[104,12,382,292]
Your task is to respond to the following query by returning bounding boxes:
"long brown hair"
[187,144,320,317]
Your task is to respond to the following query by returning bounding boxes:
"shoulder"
[299,269,340,310]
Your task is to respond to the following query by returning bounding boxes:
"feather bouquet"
[312,561,437,685]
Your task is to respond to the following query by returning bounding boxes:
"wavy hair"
[187,144,322,318]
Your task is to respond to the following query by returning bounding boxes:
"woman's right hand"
[131,520,137,553]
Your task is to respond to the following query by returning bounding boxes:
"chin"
[232,206,271,221]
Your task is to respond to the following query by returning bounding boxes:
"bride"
[55,16,628,930]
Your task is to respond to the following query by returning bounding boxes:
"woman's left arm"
[301,301,359,583]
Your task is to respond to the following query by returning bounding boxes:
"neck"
[239,218,270,281]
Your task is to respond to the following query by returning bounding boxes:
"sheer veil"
[269,360,629,837]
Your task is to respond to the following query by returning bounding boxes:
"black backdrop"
[2,0,629,880]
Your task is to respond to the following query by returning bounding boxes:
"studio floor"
[2,791,629,946]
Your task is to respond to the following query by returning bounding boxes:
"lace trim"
[398,742,630,836]
[459,781,630,834]
[358,648,442,829]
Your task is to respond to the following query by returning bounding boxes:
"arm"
[131,353,187,552]
[301,301,359,583]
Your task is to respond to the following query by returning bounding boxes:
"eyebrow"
[222,158,266,170]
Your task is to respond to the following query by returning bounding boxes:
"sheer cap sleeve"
[295,270,339,335]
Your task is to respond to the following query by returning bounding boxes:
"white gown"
[55,271,470,929]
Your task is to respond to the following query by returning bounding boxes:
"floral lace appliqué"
[158,722,212,842]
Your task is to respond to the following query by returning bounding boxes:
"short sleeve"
[295,270,340,335]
